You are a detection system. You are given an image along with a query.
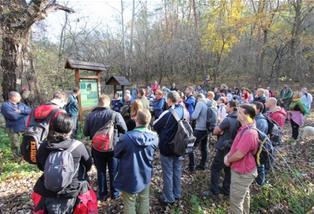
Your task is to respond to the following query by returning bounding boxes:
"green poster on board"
[80,79,98,108]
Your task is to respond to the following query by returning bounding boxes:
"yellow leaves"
[201,0,246,55]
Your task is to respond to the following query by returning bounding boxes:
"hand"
[224,155,230,167]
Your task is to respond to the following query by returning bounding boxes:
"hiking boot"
[158,197,175,206]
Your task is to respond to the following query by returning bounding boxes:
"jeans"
[290,119,299,140]
[71,116,78,139]
[160,154,182,203]
[210,148,231,195]
[189,130,208,170]
[92,149,119,198]
[122,186,150,214]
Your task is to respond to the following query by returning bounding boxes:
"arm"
[79,144,92,172]
[115,113,128,133]
[191,102,201,120]
[114,135,127,159]
[20,104,32,115]
[153,111,168,132]
[1,104,24,121]
[213,117,229,135]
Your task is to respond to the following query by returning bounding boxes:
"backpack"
[168,108,196,156]
[91,112,117,152]
[263,115,282,146]
[44,140,81,192]
[206,102,217,132]
[239,126,274,186]
[21,105,60,164]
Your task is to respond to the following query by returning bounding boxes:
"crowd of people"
[0,82,312,213]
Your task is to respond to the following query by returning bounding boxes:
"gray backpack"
[44,140,81,192]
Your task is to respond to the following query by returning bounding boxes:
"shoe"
[195,165,205,170]
[158,196,175,206]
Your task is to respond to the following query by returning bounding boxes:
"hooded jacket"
[114,127,158,193]
[33,139,92,198]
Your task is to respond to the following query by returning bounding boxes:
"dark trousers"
[290,119,299,140]
[92,149,119,198]
[210,148,231,195]
[189,130,208,170]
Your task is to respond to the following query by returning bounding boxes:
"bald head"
[265,97,277,109]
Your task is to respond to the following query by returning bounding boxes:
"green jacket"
[289,99,306,115]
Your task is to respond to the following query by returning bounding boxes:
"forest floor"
[0,112,313,214]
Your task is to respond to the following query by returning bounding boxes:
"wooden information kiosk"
[65,59,106,120]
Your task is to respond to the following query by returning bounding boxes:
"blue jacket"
[255,113,268,134]
[185,96,196,117]
[152,98,165,118]
[153,104,184,156]
[1,101,31,132]
[65,94,79,117]
[83,107,127,139]
[114,127,158,193]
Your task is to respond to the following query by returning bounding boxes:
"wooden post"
[96,71,101,96]
[75,69,83,121]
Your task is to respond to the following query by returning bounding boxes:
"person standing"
[153,91,184,205]
[300,87,312,114]
[152,90,166,119]
[137,88,150,110]
[65,87,80,138]
[279,84,293,110]
[189,94,208,171]
[224,104,259,214]
[289,91,306,140]
[84,95,127,200]
[114,109,158,214]
[206,101,238,198]
[265,97,287,128]
[1,91,31,159]
[184,86,196,119]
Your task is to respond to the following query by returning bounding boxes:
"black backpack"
[206,102,217,132]
[21,105,60,164]
[168,108,196,156]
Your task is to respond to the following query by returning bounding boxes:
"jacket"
[33,139,92,198]
[84,107,127,139]
[65,94,79,117]
[191,99,207,131]
[114,127,158,194]
[185,95,196,117]
[153,104,184,156]
[255,113,268,134]
[267,107,286,128]
[216,111,239,150]
[1,101,31,132]
[153,98,165,119]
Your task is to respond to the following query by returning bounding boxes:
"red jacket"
[267,107,287,128]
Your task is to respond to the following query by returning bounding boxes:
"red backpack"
[91,113,117,152]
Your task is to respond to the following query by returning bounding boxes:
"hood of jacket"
[126,128,158,148]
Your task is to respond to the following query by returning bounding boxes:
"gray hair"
[8,91,21,99]
[167,91,180,103]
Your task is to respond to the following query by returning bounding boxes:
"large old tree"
[0,0,73,100]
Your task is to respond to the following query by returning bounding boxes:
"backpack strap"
[169,108,182,122]
[66,140,82,153]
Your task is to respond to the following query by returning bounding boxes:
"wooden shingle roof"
[65,59,107,72]
[106,76,131,86]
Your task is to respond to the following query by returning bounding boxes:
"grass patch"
[0,128,39,181]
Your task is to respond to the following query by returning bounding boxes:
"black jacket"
[84,107,127,139]
[33,139,92,198]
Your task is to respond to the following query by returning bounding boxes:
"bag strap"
[67,140,82,153]
[47,108,60,122]
[169,108,181,122]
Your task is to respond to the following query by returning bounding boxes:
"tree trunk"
[1,36,21,100]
